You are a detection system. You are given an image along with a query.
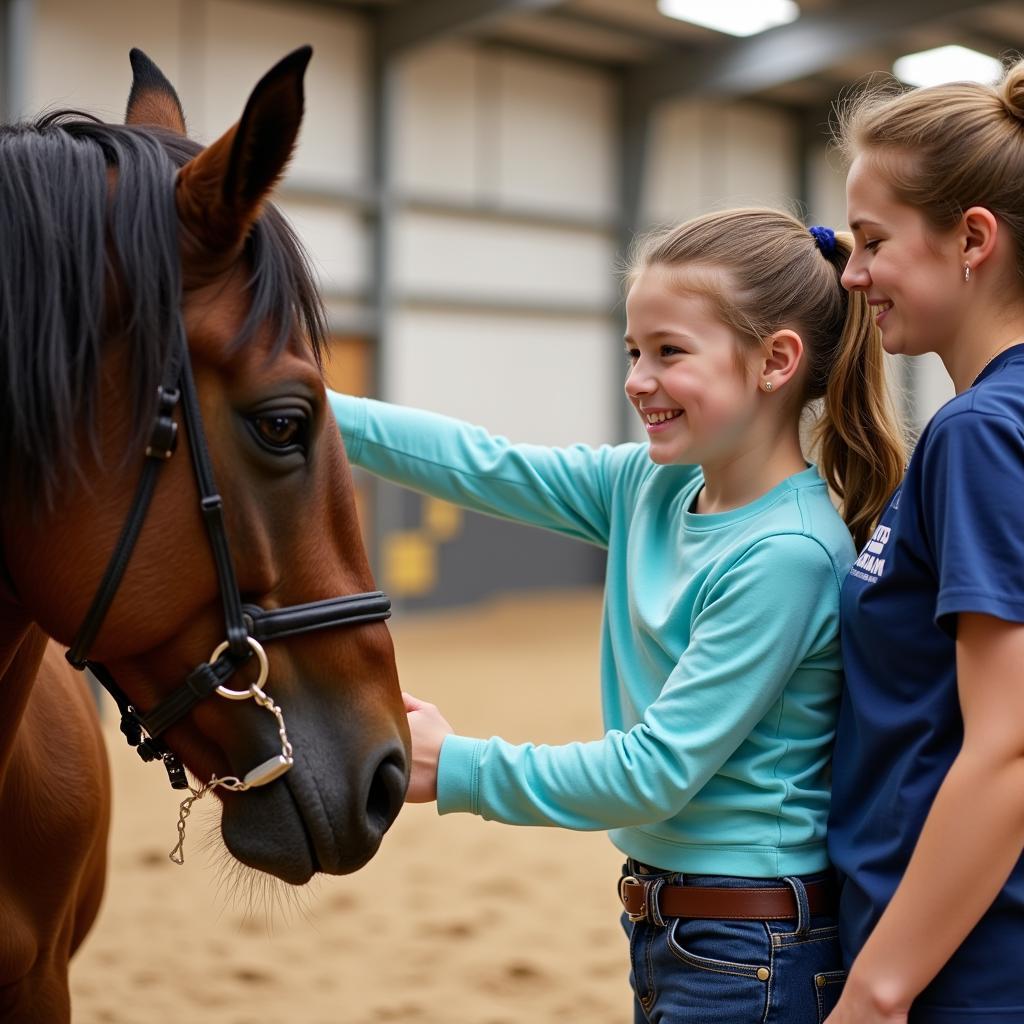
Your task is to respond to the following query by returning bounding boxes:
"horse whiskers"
[167,772,319,929]
[196,816,319,932]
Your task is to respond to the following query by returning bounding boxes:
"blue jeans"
[620,861,846,1023]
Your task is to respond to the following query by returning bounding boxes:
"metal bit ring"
[208,635,269,700]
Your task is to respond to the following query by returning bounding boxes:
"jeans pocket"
[814,969,847,1023]
[764,920,844,1024]
[665,917,771,1022]
[667,917,770,977]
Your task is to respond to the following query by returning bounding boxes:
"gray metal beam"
[475,33,619,74]
[546,8,680,56]
[1,0,31,122]
[378,0,565,59]
[626,0,994,107]
[279,179,619,235]
[398,292,611,318]
[400,191,617,235]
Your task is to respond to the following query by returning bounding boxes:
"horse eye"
[250,413,306,451]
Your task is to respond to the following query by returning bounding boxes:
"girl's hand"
[402,691,454,803]
[824,971,910,1024]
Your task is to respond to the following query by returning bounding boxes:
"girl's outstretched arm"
[825,612,1024,1023]
[329,391,659,547]
[431,533,840,831]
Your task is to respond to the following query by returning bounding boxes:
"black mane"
[0,111,326,508]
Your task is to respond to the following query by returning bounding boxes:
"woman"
[826,60,1024,1023]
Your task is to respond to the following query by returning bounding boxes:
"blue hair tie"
[809,225,836,258]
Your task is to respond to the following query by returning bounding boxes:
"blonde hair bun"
[999,59,1024,123]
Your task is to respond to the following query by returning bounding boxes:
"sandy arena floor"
[69,588,630,1024]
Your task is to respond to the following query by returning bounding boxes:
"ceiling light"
[657,0,800,37]
[893,45,1002,88]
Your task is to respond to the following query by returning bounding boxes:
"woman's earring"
[963,263,972,283]
[762,381,774,392]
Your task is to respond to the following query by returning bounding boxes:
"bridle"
[65,319,391,794]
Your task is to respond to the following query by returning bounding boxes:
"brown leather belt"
[618,874,836,923]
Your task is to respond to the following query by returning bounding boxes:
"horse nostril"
[365,750,407,833]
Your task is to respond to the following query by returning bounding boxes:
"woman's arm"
[826,611,1024,1023]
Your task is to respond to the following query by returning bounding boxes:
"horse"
[0,46,409,1021]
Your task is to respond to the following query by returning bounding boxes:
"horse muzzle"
[220,725,408,884]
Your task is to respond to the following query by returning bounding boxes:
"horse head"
[0,48,409,885]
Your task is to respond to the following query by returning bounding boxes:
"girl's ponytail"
[812,236,906,549]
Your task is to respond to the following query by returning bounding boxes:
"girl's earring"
[963,263,972,283]
[762,381,774,393]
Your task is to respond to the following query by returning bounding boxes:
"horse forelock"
[0,113,326,513]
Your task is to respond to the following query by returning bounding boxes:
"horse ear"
[125,48,187,134]
[175,46,311,263]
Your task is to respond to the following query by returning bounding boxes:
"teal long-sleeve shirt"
[331,392,855,876]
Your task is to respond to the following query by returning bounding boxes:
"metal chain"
[169,779,211,865]
[250,682,294,761]
[168,682,293,865]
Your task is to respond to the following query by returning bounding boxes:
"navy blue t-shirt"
[829,345,1024,1023]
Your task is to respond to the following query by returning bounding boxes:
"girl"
[331,207,905,1022]
[825,61,1024,1024]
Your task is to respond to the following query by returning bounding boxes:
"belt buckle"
[618,874,649,923]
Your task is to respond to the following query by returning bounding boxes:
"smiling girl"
[824,62,1024,1024]
[331,207,905,1022]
